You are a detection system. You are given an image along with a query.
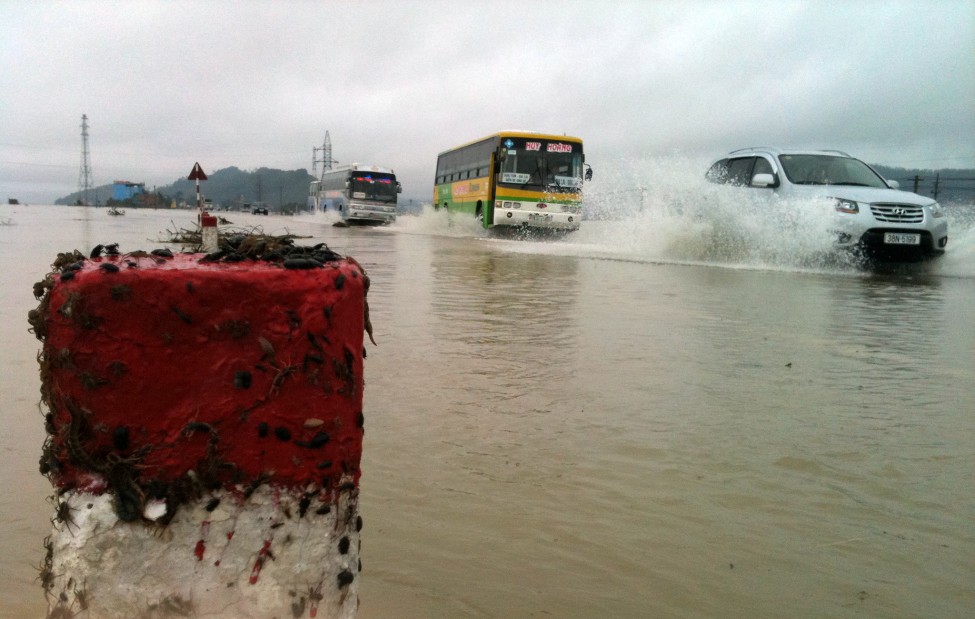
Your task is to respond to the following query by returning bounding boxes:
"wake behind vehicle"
[309,164,400,225]
[706,147,948,261]
[434,131,589,232]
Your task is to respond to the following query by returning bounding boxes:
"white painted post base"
[201,223,219,253]
[43,483,361,619]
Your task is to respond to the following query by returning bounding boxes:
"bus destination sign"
[505,137,581,154]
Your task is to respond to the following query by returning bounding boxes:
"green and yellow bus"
[433,131,589,231]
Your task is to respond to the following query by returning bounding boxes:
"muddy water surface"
[2,205,973,618]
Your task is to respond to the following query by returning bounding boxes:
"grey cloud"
[1,0,972,204]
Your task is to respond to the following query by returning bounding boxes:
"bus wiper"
[522,161,544,187]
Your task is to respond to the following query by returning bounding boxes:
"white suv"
[705,148,948,261]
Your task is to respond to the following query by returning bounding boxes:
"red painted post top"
[37,251,366,500]
[201,214,218,227]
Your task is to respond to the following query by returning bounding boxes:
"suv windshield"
[350,173,397,202]
[778,155,888,188]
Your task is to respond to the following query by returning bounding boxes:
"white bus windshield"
[349,173,397,202]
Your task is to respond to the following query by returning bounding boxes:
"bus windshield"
[349,173,397,202]
[499,149,584,190]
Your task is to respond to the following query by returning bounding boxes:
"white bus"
[309,164,401,225]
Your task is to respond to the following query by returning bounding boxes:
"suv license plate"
[884,232,921,245]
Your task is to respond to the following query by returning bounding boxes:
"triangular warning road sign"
[188,162,208,181]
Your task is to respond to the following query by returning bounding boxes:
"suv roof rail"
[727,146,769,154]
[726,147,855,158]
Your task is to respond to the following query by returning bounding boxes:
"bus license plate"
[884,232,920,245]
[529,213,552,222]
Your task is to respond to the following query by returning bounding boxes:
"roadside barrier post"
[31,241,369,619]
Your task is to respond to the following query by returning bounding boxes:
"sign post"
[188,162,209,216]
[188,162,218,252]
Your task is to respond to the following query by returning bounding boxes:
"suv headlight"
[930,202,946,218]
[834,198,859,214]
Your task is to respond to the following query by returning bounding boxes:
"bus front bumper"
[493,208,580,230]
[348,209,396,224]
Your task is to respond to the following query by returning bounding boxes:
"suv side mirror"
[751,173,775,187]
[396,182,403,193]
[886,179,900,190]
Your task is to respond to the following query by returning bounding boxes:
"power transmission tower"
[312,131,338,178]
[323,131,335,171]
[78,114,96,205]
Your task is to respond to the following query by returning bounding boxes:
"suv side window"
[750,157,778,187]
[726,157,755,186]
[706,159,730,183]
[753,157,773,176]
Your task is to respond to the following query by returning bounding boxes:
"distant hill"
[56,166,316,209]
[55,166,431,211]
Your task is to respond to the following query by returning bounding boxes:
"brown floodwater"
[2,205,973,618]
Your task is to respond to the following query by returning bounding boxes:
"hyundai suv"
[705,148,948,261]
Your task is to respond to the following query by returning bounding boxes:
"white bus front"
[319,165,400,225]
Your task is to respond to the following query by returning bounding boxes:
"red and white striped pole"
[191,161,207,217]
[32,244,369,618]
[189,162,218,252]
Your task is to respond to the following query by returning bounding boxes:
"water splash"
[381,155,974,278]
[390,204,488,238]
[936,206,975,278]
[530,155,973,277]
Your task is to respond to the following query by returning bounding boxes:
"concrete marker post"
[31,241,369,618]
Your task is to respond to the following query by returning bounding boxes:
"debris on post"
[29,237,370,619]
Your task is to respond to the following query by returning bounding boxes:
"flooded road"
[2,204,973,618]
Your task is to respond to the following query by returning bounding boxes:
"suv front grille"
[871,203,924,223]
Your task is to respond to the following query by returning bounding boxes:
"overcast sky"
[2,0,973,204]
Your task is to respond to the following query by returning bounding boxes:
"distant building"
[113,181,146,201]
